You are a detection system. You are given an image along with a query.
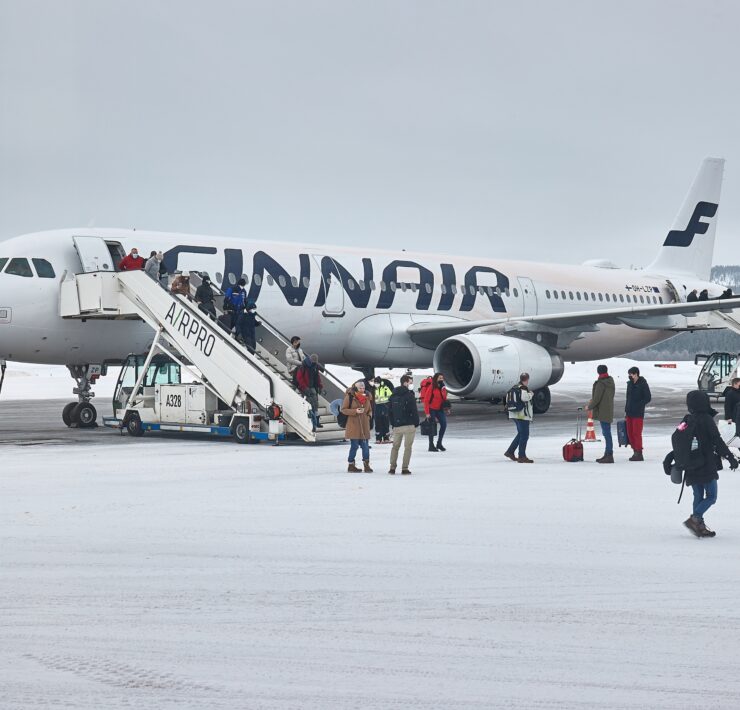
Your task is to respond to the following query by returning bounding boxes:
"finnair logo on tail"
[663,201,718,247]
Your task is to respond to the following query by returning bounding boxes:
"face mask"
[406,383,414,390]
[438,380,445,386]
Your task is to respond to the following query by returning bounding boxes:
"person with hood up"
[422,372,449,452]
[224,278,247,330]
[387,374,420,474]
[144,251,162,281]
[680,390,738,537]
[341,381,374,472]
[588,364,616,463]
[625,366,651,461]
[118,248,144,271]
[194,274,216,317]
[238,299,261,353]
[722,377,740,433]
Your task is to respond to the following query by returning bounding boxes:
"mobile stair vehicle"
[695,351,739,402]
[60,260,349,444]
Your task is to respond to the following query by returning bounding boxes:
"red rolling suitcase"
[563,409,584,462]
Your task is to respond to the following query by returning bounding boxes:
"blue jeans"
[692,480,718,520]
[429,409,447,443]
[508,419,530,457]
[600,421,613,455]
[348,439,370,462]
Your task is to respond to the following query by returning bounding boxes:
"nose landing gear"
[63,364,104,428]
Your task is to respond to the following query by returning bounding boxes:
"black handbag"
[420,418,437,437]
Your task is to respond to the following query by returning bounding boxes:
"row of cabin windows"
[543,288,663,305]
[0,257,56,278]
[215,270,521,297]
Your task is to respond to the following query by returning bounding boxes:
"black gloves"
[727,454,739,471]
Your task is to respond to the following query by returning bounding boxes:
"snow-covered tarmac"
[3,359,740,709]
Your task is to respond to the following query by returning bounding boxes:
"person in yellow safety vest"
[373,377,394,443]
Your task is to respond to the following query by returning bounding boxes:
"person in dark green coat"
[588,364,616,464]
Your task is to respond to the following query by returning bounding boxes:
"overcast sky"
[1,0,739,267]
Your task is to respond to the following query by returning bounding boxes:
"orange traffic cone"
[584,410,600,442]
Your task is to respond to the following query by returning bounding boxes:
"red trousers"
[625,416,644,452]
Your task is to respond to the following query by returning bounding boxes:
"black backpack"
[506,386,525,412]
[390,393,407,427]
[671,415,704,472]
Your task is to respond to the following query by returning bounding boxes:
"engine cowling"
[433,333,564,399]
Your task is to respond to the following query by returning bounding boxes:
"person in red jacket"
[296,354,323,431]
[118,248,145,271]
[422,372,449,452]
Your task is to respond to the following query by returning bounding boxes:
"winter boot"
[504,450,517,461]
[517,456,534,463]
[388,467,396,475]
[683,516,702,537]
[363,460,373,473]
[629,450,644,462]
[401,469,412,475]
[428,440,438,452]
[597,454,615,464]
[347,462,361,473]
[436,441,446,452]
[698,522,717,538]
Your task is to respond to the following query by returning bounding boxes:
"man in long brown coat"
[341,381,374,472]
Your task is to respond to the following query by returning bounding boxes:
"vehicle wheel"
[232,418,250,444]
[73,402,97,428]
[126,415,144,437]
[532,387,551,415]
[62,402,77,427]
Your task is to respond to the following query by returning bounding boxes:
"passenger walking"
[158,253,169,285]
[699,289,709,301]
[588,364,616,463]
[722,377,740,423]
[296,354,323,431]
[504,372,535,463]
[422,372,449,452]
[225,279,247,331]
[194,274,216,318]
[373,377,393,443]
[238,299,261,353]
[285,336,306,386]
[388,374,420,474]
[144,251,161,281]
[341,381,374,472]
[118,248,145,271]
[686,289,699,302]
[679,391,738,537]
[625,366,651,461]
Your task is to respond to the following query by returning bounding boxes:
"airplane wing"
[407,297,740,350]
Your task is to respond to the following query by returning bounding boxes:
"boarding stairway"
[59,270,348,443]
[709,310,740,336]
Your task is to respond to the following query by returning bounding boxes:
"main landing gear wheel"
[62,402,77,427]
[532,387,551,415]
[232,419,250,444]
[73,402,98,428]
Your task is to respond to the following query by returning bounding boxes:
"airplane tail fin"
[645,157,724,279]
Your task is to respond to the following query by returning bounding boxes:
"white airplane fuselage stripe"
[0,228,716,367]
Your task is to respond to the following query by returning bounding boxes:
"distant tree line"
[627,265,740,361]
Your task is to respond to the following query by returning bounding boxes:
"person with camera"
[504,372,535,463]
[341,380,375,472]
[422,372,450,452]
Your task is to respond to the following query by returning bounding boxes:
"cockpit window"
[5,257,33,277]
[0,258,7,272]
[32,258,56,278]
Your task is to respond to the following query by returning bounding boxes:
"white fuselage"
[0,228,717,368]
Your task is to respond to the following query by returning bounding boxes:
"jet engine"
[433,333,564,401]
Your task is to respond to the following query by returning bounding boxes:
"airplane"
[1,156,740,427]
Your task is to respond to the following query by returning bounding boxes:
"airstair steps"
[60,270,348,444]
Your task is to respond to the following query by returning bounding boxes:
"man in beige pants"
[388,374,421,474]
